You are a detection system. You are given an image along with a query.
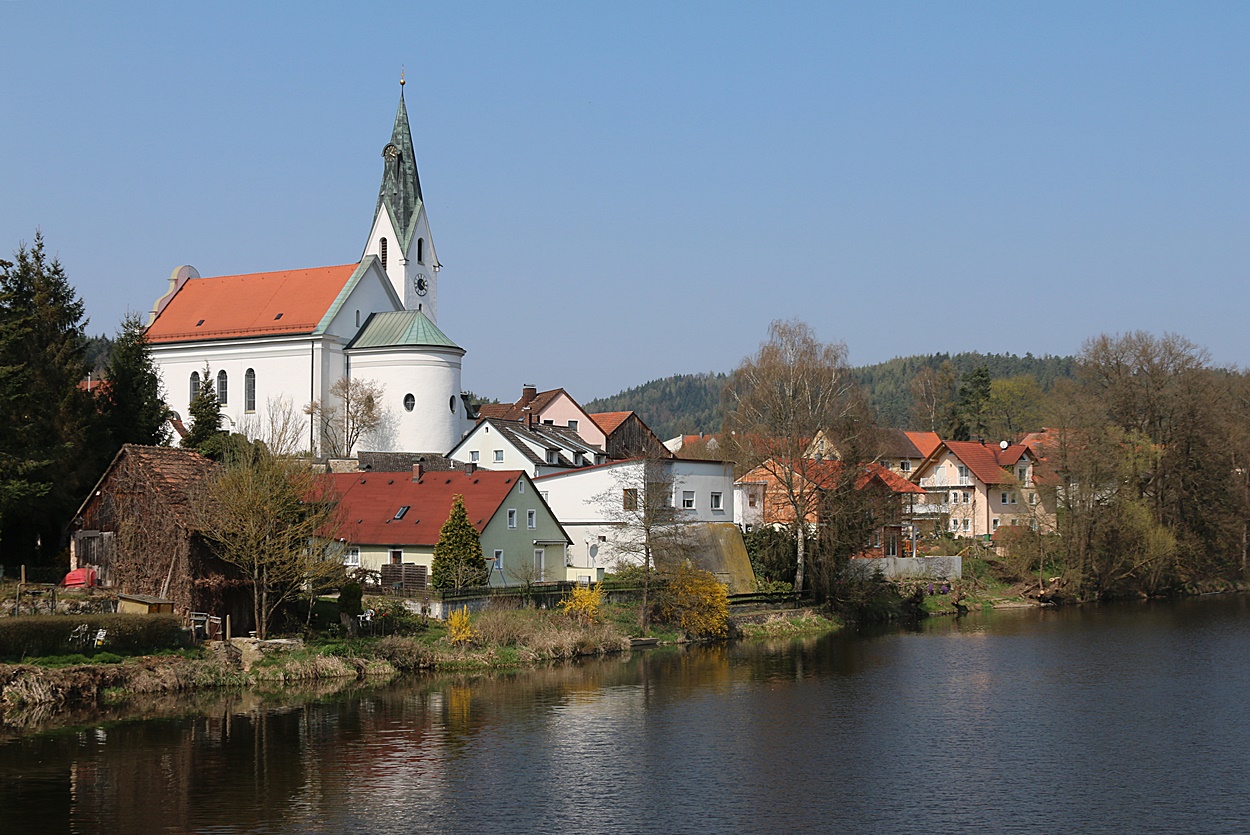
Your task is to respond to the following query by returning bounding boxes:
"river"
[4,595,1250,834]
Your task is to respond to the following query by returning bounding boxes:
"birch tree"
[723,319,861,593]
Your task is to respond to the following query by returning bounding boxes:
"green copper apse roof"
[348,309,462,351]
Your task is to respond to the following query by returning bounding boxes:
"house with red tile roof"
[477,385,606,449]
[324,466,571,588]
[736,458,925,559]
[145,89,469,457]
[909,439,1054,537]
[590,411,668,460]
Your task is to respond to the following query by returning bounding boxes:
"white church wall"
[348,346,464,453]
[320,260,403,342]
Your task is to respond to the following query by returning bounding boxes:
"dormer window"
[380,237,388,270]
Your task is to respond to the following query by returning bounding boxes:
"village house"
[534,457,748,585]
[736,458,926,558]
[324,465,571,588]
[590,411,670,460]
[477,386,607,449]
[70,445,253,630]
[448,417,607,477]
[909,439,1054,537]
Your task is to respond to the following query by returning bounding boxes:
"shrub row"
[0,614,188,661]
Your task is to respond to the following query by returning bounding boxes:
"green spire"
[374,89,424,247]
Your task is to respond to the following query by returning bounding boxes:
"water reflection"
[4,596,1250,833]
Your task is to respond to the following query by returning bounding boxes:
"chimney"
[465,462,476,474]
[519,384,537,407]
[412,463,423,481]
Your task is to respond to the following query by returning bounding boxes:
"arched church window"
[380,237,388,270]
[244,369,256,413]
[403,393,415,412]
[417,238,424,263]
[217,370,228,406]
[449,396,456,413]
[190,371,200,403]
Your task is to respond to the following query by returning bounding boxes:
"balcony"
[919,474,973,489]
[912,502,950,515]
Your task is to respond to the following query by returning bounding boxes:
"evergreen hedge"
[0,614,189,661]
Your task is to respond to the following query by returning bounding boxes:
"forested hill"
[857,352,1077,428]
[586,352,1077,438]
[585,373,729,441]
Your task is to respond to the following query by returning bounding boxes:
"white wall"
[348,345,465,453]
[535,459,736,571]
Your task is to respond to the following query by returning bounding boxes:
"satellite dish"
[1000,440,1009,450]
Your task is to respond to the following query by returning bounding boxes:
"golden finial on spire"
[400,65,406,87]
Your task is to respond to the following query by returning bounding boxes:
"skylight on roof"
[394,506,410,520]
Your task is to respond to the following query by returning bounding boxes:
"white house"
[145,86,468,456]
[448,417,607,478]
[534,457,736,577]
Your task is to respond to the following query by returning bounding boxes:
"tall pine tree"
[430,495,487,589]
[0,233,99,564]
[102,312,170,448]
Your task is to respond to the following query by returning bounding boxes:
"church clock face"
[414,273,429,296]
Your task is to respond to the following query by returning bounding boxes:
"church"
[145,86,469,456]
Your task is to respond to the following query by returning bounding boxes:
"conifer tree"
[430,494,487,590]
[103,312,170,448]
[183,368,227,457]
[0,233,98,562]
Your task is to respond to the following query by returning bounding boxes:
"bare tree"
[909,362,957,432]
[238,396,310,457]
[194,443,346,638]
[723,319,861,593]
[591,455,698,633]
[305,376,384,458]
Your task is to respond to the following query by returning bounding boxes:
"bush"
[559,583,605,625]
[368,599,427,635]
[0,614,189,661]
[338,582,363,618]
[658,564,729,638]
[372,636,435,671]
[447,606,476,646]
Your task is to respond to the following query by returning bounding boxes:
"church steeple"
[363,78,441,321]
[375,88,424,248]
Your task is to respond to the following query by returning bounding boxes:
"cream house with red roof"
[145,88,468,457]
[910,439,1054,537]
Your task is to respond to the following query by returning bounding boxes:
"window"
[950,518,959,531]
[962,518,970,532]
[1018,466,1028,483]
[507,509,517,529]
[416,238,424,263]
[1008,492,1018,505]
[1029,492,1037,505]
[403,393,415,412]
[748,494,757,508]
[493,549,503,570]
[494,450,504,462]
[1002,492,1009,505]
[216,370,228,405]
[356,309,360,327]
[244,368,256,412]
[449,396,456,413]
[710,492,723,510]
[992,518,1000,531]
[527,509,537,529]
[885,533,898,557]
[518,480,524,492]
[899,461,911,472]
[682,490,695,509]
[623,488,638,511]
[546,449,559,464]
[190,371,200,403]
[962,491,970,504]
[470,450,480,462]
[394,506,410,520]
[533,548,545,581]
[344,548,361,567]
[958,465,970,483]
[380,237,388,269]
[389,548,403,565]
[567,419,578,432]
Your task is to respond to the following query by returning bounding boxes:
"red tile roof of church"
[146,264,358,343]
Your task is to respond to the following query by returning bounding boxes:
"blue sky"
[3,2,1249,401]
